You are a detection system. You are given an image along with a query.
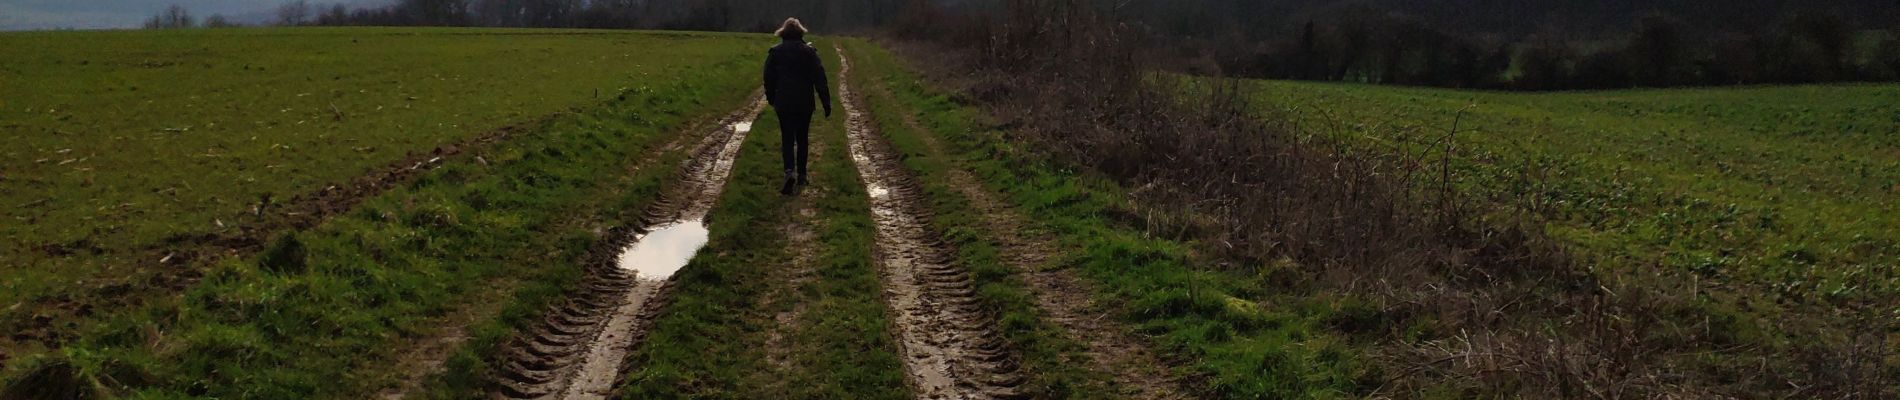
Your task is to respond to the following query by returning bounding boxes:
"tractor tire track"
[380,106,722,400]
[882,93,1192,399]
[487,96,765,400]
[946,167,1190,400]
[837,46,1026,400]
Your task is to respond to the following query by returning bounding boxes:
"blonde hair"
[776,18,807,39]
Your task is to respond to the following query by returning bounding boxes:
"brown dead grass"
[878,0,1897,398]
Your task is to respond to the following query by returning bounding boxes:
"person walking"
[763,17,832,195]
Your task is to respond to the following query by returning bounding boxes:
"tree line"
[141,4,239,29]
[146,0,916,32]
[1218,9,1900,90]
[144,0,1900,90]
[1101,0,1900,89]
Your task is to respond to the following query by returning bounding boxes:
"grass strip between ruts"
[842,39,1375,399]
[614,42,912,400]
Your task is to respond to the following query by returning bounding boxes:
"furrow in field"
[487,96,765,400]
[836,47,1026,400]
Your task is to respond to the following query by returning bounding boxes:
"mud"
[488,97,764,400]
[379,110,726,400]
[950,160,1189,399]
[836,47,1026,400]
[883,88,1192,399]
[377,282,518,400]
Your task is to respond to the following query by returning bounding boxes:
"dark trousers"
[777,107,812,177]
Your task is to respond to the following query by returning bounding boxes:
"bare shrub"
[876,0,1897,397]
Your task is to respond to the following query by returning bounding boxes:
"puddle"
[487,98,769,399]
[616,220,710,281]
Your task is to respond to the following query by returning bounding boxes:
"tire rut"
[836,46,1026,400]
[381,106,723,400]
[946,168,1190,400]
[487,96,765,400]
[885,95,1191,399]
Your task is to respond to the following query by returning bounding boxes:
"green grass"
[0,28,764,398]
[759,109,913,400]
[613,41,911,399]
[843,40,1371,399]
[0,27,764,330]
[611,109,782,399]
[1246,81,1900,309]
[839,40,1115,398]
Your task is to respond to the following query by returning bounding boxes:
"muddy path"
[946,161,1190,399]
[836,47,1026,400]
[378,105,728,400]
[876,94,1192,398]
[487,96,765,400]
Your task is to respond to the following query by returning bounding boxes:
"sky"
[0,0,383,31]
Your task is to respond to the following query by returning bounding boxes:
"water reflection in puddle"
[616,220,710,281]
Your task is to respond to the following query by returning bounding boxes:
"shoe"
[797,174,809,186]
[781,171,797,195]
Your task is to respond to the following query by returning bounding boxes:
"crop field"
[1,28,756,305]
[1247,82,1900,308]
[0,27,763,396]
[5,22,1893,399]
[0,27,1225,398]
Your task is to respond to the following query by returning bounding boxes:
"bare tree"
[278,0,312,26]
[402,0,473,25]
[144,4,196,29]
[203,14,240,28]
[318,4,351,25]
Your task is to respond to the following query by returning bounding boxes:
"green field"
[0,27,756,307]
[0,27,763,396]
[1248,81,1900,311]
[6,25,1894,399]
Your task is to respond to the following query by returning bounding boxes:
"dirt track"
[946,162,1190,399]
[836,46,1027,400]
[878,91,1191,399]
[487,97,764,400]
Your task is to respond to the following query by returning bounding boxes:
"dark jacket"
[764,38,832,112]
